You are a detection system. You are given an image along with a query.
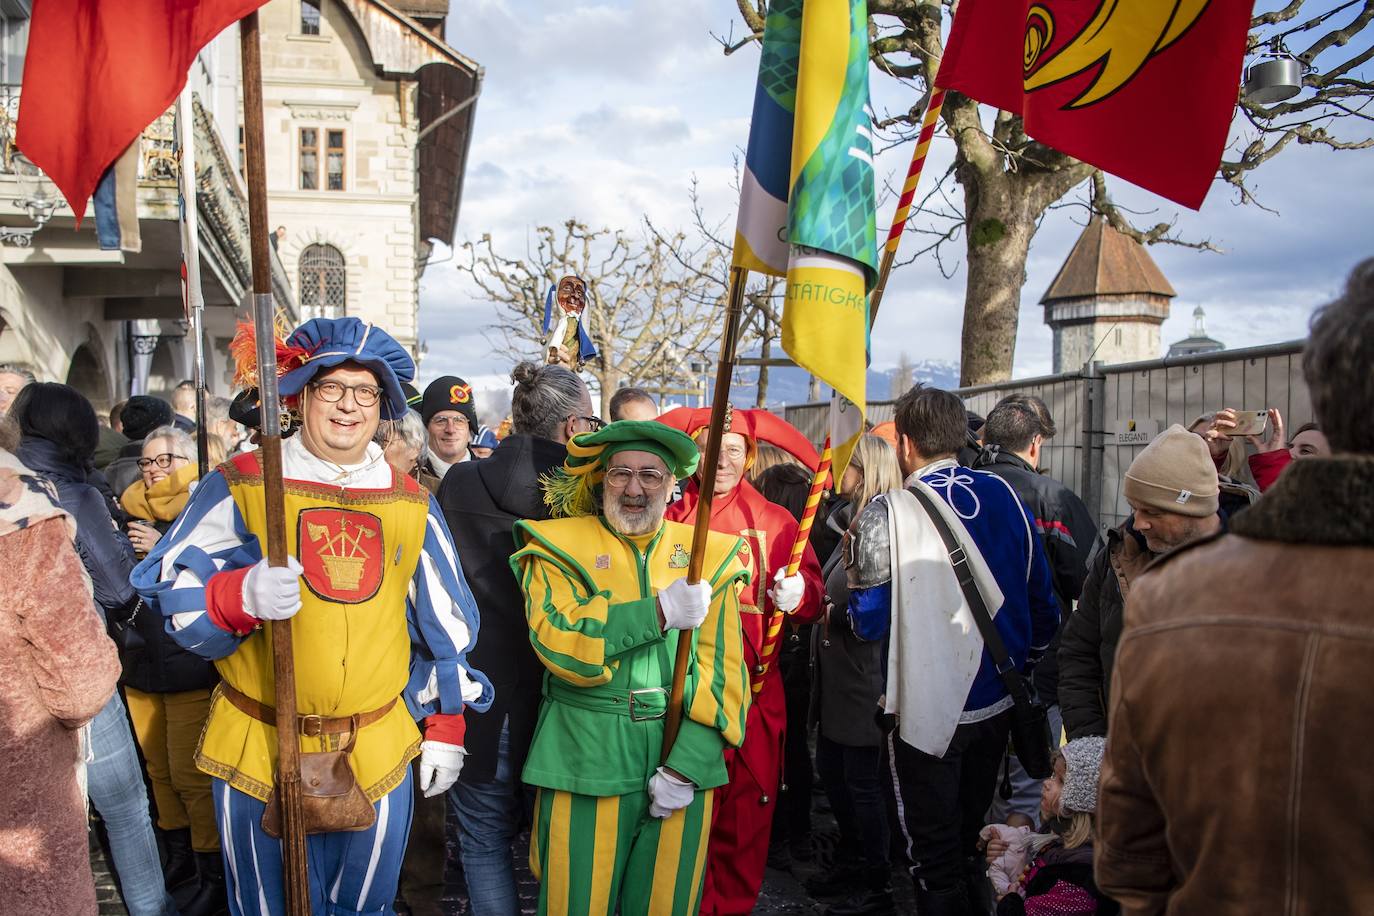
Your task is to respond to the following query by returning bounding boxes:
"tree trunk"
[756,331,771,408]
[957,191,1035,387]
[596,353,619,419]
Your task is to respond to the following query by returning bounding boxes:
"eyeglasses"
[137,453,188,470]
[578,415,606,432]
[429,415,470,430]
[605,466,668,490]
[310,380,382,407]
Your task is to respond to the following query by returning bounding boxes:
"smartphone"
[1226,410,1269,437]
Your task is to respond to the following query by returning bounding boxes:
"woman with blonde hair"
[806,434,904,913]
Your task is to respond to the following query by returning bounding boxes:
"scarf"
[120,462,198,522]
[0,449,74,539]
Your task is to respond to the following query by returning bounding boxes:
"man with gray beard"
[511,420,751,916]
[431,361,599,916]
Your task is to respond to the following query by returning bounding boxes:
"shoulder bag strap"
[904,485,1027,700]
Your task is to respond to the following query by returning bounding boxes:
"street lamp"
[1,152,67,247]
[1244,42,1304,104]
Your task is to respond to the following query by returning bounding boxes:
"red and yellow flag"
[936,0,1251,209]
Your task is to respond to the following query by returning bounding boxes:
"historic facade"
[249,0,479,351]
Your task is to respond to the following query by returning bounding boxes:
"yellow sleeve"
[686,553,751,747]
[517,552,662,688]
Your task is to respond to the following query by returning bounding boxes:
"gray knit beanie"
[1059,736,1106,815]
[1122,424,1219,518]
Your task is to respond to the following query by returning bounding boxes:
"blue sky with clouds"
[417,0,1373,390]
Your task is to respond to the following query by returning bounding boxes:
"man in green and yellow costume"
[511,420,750,916]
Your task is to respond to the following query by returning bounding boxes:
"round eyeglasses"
[136,452,188,470]
[604,466,668,490]
[310,380,382,407]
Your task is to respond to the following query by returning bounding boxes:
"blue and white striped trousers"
[212,770,415,916]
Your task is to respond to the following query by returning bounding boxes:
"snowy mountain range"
[723,354,961,408]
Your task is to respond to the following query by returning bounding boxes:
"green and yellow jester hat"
[541,420,701,518]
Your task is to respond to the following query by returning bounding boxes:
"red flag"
[936,0,1251,209]
[16,0,267,224]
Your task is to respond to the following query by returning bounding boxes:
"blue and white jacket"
[849,459,1059,717]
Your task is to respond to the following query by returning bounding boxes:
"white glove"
[647,767,696,819]
[768,568,804,614]
[658,578,711,631]
[242,556,304,621]
[418,740,467,798]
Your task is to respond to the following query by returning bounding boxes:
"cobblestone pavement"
[90,823,916,915]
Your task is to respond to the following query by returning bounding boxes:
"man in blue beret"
[134,317,492,915]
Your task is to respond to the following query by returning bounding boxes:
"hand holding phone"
[1225,410,1269,438]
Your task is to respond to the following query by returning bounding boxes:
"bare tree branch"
[460,221,730,415]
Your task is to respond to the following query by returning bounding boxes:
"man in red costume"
[659,405,825,915]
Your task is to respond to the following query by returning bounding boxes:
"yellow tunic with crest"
[196,456,429,802]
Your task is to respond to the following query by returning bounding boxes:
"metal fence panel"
[1096,343,1309,529]
[781,341,1309,535]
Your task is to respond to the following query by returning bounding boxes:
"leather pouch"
[261,729,375,837]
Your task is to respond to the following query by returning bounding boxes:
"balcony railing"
[0,85,180,184]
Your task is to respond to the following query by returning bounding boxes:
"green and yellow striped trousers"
[530,784,715,916]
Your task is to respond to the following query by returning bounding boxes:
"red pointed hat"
[657,405,820,472]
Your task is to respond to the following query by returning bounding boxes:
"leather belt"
[219,683,396,738]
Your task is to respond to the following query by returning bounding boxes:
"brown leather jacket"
[1097,455,1374,915]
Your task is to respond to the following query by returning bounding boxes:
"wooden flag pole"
[240,13,310,913]
[660,265,749,764]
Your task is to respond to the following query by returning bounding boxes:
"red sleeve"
[424,713,466,746]
[792,537,826,625]
[767,510,826,625]
[205,566,258,636]
[1248,449,1291,493]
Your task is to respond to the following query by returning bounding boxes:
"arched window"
[299,244,345,319]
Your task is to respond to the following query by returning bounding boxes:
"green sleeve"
[664,718,729,789]
[600,596,665,659]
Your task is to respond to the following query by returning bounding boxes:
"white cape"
[883,482,1004,757]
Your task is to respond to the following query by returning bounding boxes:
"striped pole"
[786,435,832,578]
[753,435,833,695]
[868,87,945,328]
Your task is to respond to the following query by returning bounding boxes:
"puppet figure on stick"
[543,275,597,369]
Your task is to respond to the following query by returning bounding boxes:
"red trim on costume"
[424,713,466,746]
[205,566,258,636]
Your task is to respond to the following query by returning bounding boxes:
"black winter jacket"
[438,434,567,784]
[116,511,219,694]
[809,500,885,747]
[17,437,137,616]
[976,448,1098,699]
[1057,521,1152,739]
[105,439,145,504]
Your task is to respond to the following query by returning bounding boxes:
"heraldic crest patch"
[297,508,385,603]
